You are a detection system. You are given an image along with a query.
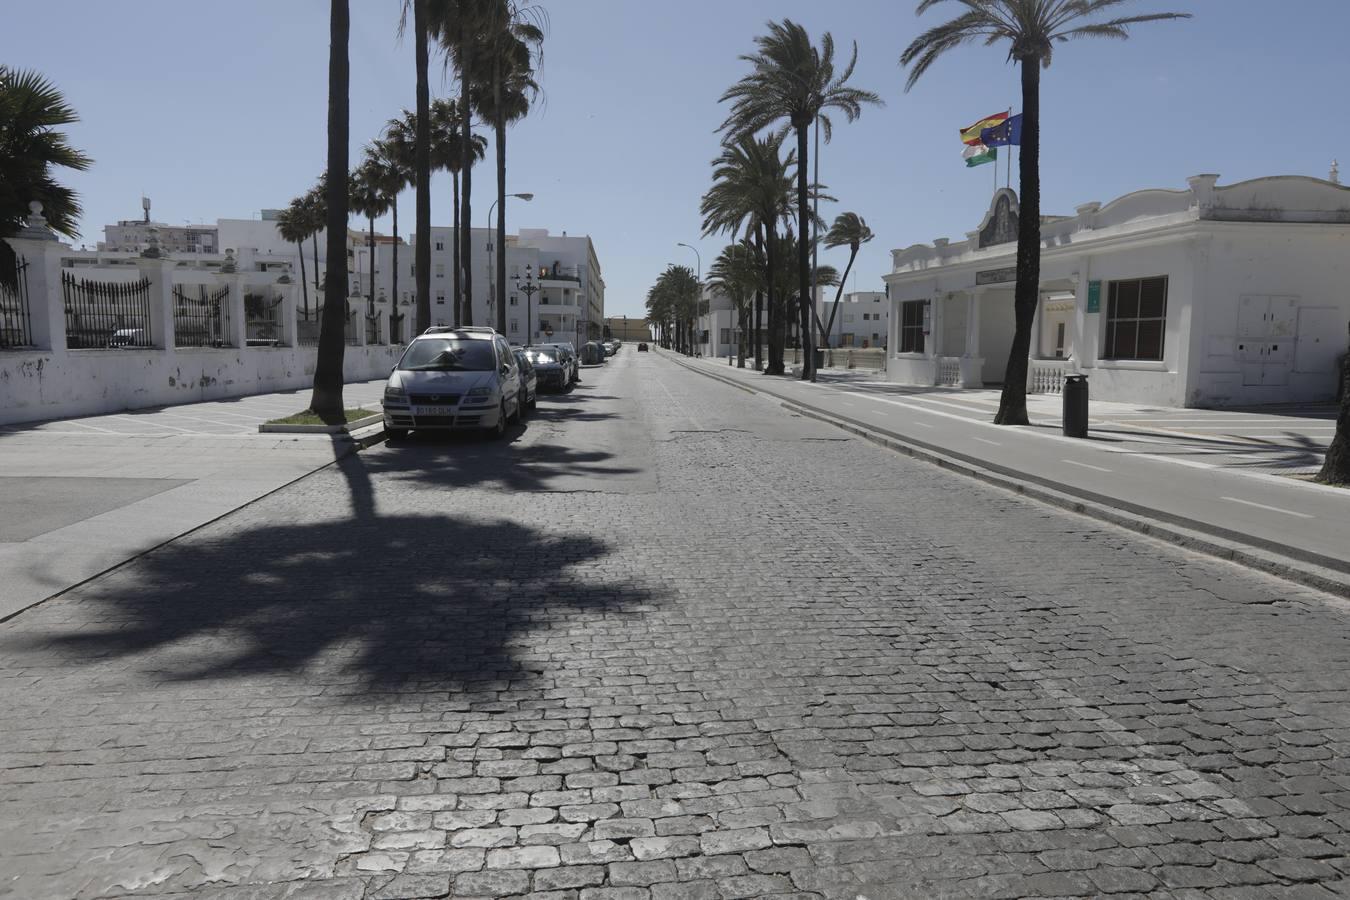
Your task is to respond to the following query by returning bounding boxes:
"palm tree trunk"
[310,0,349,419]
[459,28,475,327]
[312,233,320,304]
[755,228,764,372]
[414,0,432,334]
[822,246,858,344]
[795,125,813,381]
[1317,325,1350,483]
[296,240,309,320]
[452,170,461,323]
[367,216,376,315]
[390,197,400,342]
[737,302,746,368]
[996,58,1041,426]
[495,114,508,335]
[766,228,783,375]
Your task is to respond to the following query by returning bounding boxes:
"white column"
[279,282,298,347]
[225,274,248,349]
[6,231,68,353]
[136,257,176,349]
[965,291,981,358]
[350,298,367,347]
[1070,261,1089,372]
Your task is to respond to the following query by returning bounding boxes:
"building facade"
[883,174,1350,407]
[817,290,887,349]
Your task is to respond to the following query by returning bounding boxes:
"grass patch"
[266,408,377,426]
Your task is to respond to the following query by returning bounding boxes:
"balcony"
[536,265,581,284]
[534,301,580,318]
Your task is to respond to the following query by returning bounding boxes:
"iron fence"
[0,255,34,349]
[245,292,284,346]
[296,313,321,347]
[345,310,358,346]
[173,283,232,348]
[365,314,381,345]
[63,271,153,349]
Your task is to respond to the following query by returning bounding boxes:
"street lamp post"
[512,264,539,346]
[487,192,534,332]
[676,242,701,356]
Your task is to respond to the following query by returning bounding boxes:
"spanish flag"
[960,111,1009,146]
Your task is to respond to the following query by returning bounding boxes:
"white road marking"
[912,421,935,429]
[1061,459,1113,473]
[972,437,1002,446]
[1220,496,1314,518]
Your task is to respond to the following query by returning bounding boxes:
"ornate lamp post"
[512,264,540,346]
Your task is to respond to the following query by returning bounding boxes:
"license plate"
[413,405,455,416]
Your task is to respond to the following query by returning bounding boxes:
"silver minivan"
[382,328,522,440]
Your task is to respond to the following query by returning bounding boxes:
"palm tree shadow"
[7,510,659,694]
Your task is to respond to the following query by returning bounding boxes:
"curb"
[670,354,1350,599]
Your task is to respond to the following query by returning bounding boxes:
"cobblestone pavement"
[2,350,1350,899]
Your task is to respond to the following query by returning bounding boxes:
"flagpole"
[1005,107,1012,190]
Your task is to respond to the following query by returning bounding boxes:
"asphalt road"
[1,349,1348,899]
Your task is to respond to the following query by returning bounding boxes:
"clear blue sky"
[6,1,1347,317]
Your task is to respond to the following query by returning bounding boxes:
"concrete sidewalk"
[0,380,387,620]
[674,351,1350,593]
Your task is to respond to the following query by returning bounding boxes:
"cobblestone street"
[2,349,1349,899]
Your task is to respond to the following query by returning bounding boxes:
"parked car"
[602,341,617,357]
[581,341,607,365]
[108,328,147,348]
[382,329,523,440]
[543,342,579,384]
[637,342,649,352]
[512,348,538,414]
[523,346,568,392]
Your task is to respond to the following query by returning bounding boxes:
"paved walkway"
[2,350,1350,898]
[679,354,1350,588]
[0,380,386,620]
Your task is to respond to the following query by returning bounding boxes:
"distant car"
[523,346,568,392]
[543,342,579,384]
[108,328,146,348]
[637,342,649,352]
[602,341,617,357]
[382,329,523,440]
[513,348,538,414]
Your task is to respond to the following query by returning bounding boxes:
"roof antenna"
[142,195,151,223]
[1331,160,1341,185]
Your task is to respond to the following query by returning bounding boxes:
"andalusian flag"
[960,111,1009,146]
[962,143,997,168]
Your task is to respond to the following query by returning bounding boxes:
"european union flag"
[980,114,1022,147]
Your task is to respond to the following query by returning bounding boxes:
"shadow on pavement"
[7,460,657,692]
[374,429,637,492]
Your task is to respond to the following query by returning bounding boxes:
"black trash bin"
[813,348,825,370]
[1062,374,1089,438]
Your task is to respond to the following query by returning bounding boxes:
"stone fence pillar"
[6,205,69,353]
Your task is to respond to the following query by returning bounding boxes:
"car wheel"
[385,427,409,442]
[488,401,508,439]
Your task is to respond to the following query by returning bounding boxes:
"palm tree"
[348,158,391,321]
[1320,328,1350,483]
[0,67,92,284]
[429,99,486,324]
[275,198,313,320]
[368,138,412,341]
[310,0,351,419]
[0,67,92,291]
[820,212,874,347]
[902,0,1188,424]
[473,6,544,334]
[302,178,327,307]
[700,135,796,374]
[720,19,881,381]
[397,0,434,333]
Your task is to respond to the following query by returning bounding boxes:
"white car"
[382,328,523,440]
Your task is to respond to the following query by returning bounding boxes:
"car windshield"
[525,348,559,365]
[399,338,496,371]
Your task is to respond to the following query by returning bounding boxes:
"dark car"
[523,346,568,391]
[513,348,538,413]
[637,342,648,352]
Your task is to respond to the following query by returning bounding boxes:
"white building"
[99,199,218,256]
[883,174,1350,407]
[696,283,741,359]
[363,226,604,348]
[818,290,887,349]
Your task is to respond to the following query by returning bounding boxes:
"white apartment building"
[369,226,604,348]
[817,290,887,349]
[99,199,218,255]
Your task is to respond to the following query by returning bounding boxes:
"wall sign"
[1086,280,1102,313]
[975,266,1017,285]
